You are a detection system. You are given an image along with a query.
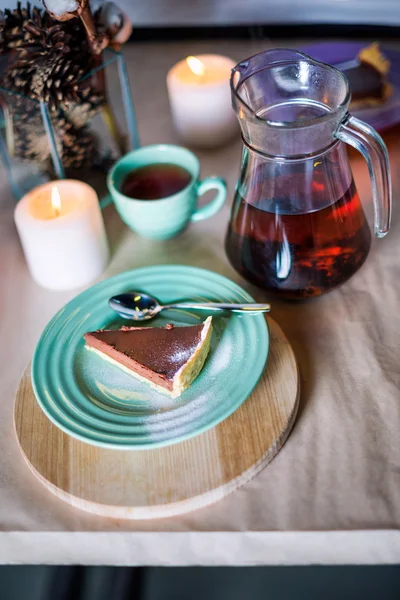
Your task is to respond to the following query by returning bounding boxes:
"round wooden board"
[14,317,299,520]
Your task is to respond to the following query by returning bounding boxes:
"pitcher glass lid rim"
[230,48,351,129]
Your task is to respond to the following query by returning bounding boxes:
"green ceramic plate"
[32,265,269,450]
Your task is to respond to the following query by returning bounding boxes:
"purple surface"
[302,42,400,131]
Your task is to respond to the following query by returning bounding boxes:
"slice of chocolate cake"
[84,317,212,398]
[342,43,392,108]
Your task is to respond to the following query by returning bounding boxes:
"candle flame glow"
[186,56,206,77]
[51,185,62,217]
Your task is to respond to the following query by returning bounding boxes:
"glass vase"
[0,49,139,202]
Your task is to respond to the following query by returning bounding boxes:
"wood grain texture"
[14,317,299,520]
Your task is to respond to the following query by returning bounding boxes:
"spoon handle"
[163,302,271,314]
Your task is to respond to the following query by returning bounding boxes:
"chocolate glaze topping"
[342,43,391,104]
[85,323,203,380]
[345,63,384,101]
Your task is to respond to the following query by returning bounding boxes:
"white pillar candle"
[167,54,238,148]
[14,180,109,291]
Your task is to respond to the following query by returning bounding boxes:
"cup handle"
[191,177,227,222]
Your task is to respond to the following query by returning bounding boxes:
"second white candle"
[167,54,238,149]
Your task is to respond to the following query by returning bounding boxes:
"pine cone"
[0,2,38,52]
[8,97,99,171]
[0,2,85,54]
[0,3,107,171]
[2,16,103,112]
[7,94,60,166]
[61,123,99,170]
[0,3,105,113]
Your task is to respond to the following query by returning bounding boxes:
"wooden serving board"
[14,317,299,520]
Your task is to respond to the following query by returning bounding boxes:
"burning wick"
[51,185,62,218]
[186,56,206,78]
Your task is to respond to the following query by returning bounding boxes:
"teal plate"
[32,266,269,450]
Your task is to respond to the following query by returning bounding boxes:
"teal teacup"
[107,144,227,240]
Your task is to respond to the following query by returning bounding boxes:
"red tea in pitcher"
[226,179,371,299]
[226,48,391,299]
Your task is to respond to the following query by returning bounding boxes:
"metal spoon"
[109,291,271,321]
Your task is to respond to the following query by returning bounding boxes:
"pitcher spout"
[230,48,351,157]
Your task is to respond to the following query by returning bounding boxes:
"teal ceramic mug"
[107,144,227,240]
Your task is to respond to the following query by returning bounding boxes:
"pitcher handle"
[336,115,392,238]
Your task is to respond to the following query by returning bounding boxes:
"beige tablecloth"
[0,40,399,565]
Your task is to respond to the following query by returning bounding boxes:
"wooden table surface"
[1,39,400,565]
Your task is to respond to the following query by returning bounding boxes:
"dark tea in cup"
[121,163,192,200]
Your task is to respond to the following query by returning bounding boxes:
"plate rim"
[31,265,270,450]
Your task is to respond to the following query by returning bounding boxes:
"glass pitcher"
[225,49,392,299]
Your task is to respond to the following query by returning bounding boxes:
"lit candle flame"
[51,185,62,217]
[186,56,206,77]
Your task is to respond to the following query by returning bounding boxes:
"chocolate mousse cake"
[84,317,212,398]
[342,43,392,108]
